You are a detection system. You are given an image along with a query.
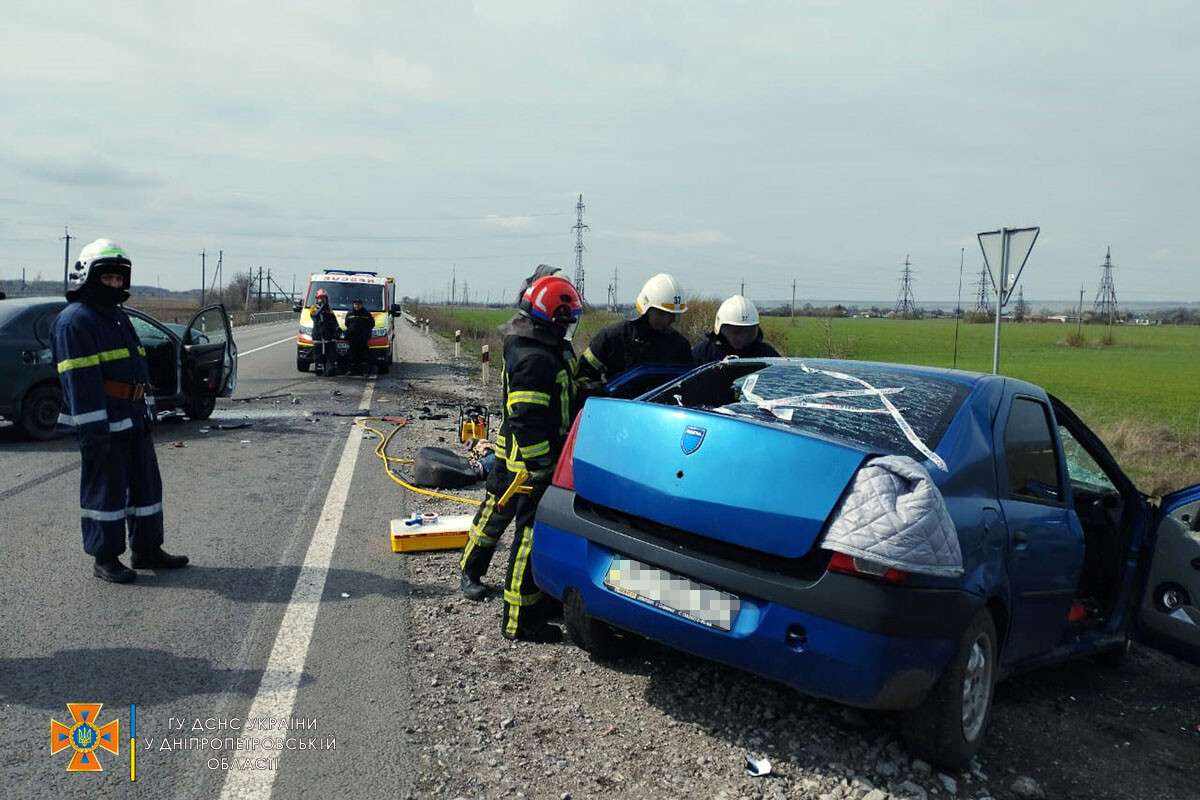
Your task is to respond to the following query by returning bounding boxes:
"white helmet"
[69,238,132,294]
[634,273,687,316]
[714,294,759,334]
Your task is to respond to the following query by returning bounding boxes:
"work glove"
[79,435,112,462]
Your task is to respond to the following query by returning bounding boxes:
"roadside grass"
[416,307,1199,493]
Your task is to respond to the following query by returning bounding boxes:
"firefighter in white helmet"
[576,272,692,394]
[692,294,780,364]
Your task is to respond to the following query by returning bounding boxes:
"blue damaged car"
[531,358,1200,769]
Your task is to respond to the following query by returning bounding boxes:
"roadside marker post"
[481,344,490,385]
[454,329,461,359]
[977,226,1039,374]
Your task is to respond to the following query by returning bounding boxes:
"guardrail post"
[481,344,490,385]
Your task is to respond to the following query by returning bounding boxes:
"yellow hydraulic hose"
[354,417,482,507]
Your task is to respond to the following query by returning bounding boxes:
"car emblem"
[680,426,706,455]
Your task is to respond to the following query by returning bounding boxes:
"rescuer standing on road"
[53,239,189,583]
[692,295,781,363]
[575,272,692,395]
[459,271,582,642]
[344,297,374,375]
[311,288,341,376]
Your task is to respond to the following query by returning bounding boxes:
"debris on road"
[1010,776,1046,799]
[171,441,186,448]
[745,753,772,777]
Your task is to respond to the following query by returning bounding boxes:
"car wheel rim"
[1163,589,1184,610]
[961,634,992,742]
[34,398,58,428]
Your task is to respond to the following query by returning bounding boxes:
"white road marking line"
[239,336,297,357]
[218,380,374,800]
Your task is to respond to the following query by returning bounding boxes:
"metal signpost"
[977,226,1039,374]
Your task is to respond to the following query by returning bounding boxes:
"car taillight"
[551,415,583,491]
[826,551,909,585]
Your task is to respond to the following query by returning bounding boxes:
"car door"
[997,393,1085,665]
[182,305,237,398]
[1136,485,1200,664]
[125,309,180,399]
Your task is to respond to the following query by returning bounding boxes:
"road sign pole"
[992,229,1008,374]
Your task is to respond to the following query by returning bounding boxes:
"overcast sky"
[2,1,1196,306]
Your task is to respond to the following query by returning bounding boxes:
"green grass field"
[417,305,1199,493]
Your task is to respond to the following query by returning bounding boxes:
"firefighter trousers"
[80,431,165,561]
[459,460,549,637]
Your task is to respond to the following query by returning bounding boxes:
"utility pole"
[1077,284,1085,337]
[740,279,745,296]
[200,249,206,306]
[791,279,797,325]
[451,264,456,307]
[572,194,588,302]
[61,226,73,294]
[894,255,917,316]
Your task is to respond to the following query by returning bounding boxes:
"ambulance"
[295,269,401,373]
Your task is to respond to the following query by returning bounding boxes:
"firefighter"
[344,297,374,375]
[692,295,781,363]
[53,239,188,583]
[311,288,341,376]
[459,272,582,642]
[575,272,692,394]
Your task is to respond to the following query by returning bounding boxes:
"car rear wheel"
[184,395,216,421]
[564,590,635,660]
[901,609,997,771]
[17,384,62,440]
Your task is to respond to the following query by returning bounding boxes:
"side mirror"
[292,303,302,313]
[391,303,402,316]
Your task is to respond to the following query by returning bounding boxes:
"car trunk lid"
[572,399,868,559]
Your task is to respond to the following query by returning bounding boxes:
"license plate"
[337,342,349,353]
[604,557,740,631]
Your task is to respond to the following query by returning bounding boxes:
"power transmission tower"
[61,226,73,293]
[894,255,917,316]
[973,265,992,314]
[572,194,588,302]
[1093,246,1118,323]
[791,279,797,325]
[1014,285,1028,320]
[606,267,618,311]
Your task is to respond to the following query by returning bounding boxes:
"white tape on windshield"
[739,365,948,472]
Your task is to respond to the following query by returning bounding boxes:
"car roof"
[0,295,66,310]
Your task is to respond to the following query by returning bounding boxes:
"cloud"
[482,215,536,231]
[611,229,730,247]
[10,153,161,189]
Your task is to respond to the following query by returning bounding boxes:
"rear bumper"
[532,486,974,709]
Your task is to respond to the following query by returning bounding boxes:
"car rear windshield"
[653,360,969,464]
[306,282,384,311]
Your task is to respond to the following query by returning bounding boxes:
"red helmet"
[520,275,582,328]
[315,288,329,300]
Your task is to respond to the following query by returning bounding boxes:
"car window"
[34,310,60,341]
[130,316,170,345]
[1004,397,1063,503]
[188,308,227,344]
[1057,423,1117,493]
[708,361,968,463]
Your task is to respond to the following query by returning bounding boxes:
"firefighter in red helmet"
[459,268,582,642]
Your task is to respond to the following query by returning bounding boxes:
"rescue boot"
[502,622,563,644]
[460,573,491,601]
[94,557,137,584]
[131,548,190,569]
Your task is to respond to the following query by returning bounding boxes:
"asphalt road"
[0,319,436,799]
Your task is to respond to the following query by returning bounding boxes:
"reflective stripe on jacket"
[52,301,152,444]
[494,317,578,471]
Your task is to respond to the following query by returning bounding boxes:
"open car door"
[1137,484,1200,663]
[183,305,238,398]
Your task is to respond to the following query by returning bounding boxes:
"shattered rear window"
[718,361,968,467]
